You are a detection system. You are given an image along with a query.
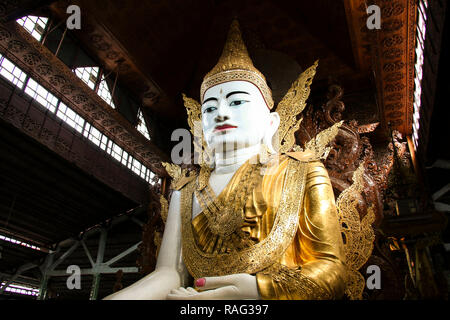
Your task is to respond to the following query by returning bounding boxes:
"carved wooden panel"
[344,0,417,135]
[296,84,411,299]
[48,0,163,109]
[0,80,149,205]
[0,21,169,176]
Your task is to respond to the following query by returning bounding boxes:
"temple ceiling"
[5,0,417,138]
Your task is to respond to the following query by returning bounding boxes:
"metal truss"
[1,206,146,300]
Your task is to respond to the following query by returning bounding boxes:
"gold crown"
[200,20,274,109]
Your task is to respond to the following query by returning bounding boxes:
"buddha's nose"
[215,99,231,122]
[214,114,230,123]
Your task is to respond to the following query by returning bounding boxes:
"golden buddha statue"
[105,20,373,301]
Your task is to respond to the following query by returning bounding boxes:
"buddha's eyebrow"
[226,91,249,99]
[203,97,218,105]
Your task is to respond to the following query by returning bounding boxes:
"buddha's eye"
[230,100,248,106]
[203,106,216,114]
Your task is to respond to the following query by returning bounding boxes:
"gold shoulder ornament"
[182,94,213,167]
[160,162,196,224]
[276,60,318,154]
[182,94,202,140]
[276,60,343,160]
[336,163,376,300]
[161,161,196,191]
[276,60,374,299]
[304,120,344,159]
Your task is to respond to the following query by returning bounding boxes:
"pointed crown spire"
[200,20,274,109]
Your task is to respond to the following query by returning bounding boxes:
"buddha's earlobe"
[263,112,280,154]
[270,112,280,130]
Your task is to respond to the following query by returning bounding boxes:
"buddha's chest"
[191,171,235,219]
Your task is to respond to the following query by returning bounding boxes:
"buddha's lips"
[214,124,237,132]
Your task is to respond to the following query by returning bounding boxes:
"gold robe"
[178,153,347,300]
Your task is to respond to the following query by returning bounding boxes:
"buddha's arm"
[256,161,347,299]
[103,191,189,300]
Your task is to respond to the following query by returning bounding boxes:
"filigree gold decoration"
[200,20,274,109]
[182,93,203,160]
[276,61,319,153]
[182,94,213,166]
[162,161,183,181]
[181,158,308,278]
[196,165,212,191]
[195,160,262,238]
[304,120,344,159]
[345,269,366,300]
[182,93,201,136]
[336,163,376,299]
[162,161,187,189]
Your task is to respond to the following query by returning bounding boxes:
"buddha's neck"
[213,144,260,175]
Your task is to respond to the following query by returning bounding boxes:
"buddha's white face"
[201,81,279,153]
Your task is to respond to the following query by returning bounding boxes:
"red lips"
[214,124,237,131]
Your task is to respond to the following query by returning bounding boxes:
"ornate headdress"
[200,20,274,110]
[183,19,322,157]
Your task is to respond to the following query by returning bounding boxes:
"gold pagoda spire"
[200,20,274,109]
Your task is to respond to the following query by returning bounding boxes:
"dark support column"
[38,274,49,300]
[89,228,107,300]
[38,251,54,300]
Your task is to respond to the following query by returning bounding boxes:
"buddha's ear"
[263,112,280,154]
[269,111,280,132]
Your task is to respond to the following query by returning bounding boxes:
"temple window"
[97,75,116,108]
[131,158,142,176]
[0,54,28,89]
[16,15,48,42]
[412,0,428,150]
[0,53,158,185]
[110,142,124,163]
[83,122,103,147]
[126,155,134,170]
[24,78,59,113]
[2,18,159,186]
[0,281,40,296]
[17,16,116,110]
[73,67,116,109]
[17,15,118,111]
[137,108,151,140]
[139,164,148,180]
[74,66,99,90]
[121,150,129,167]
[56,102,86,134]
[0,234,41,251]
